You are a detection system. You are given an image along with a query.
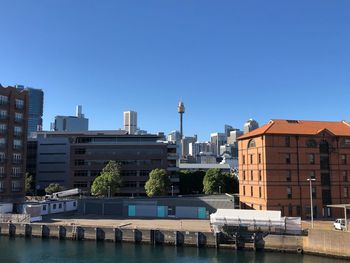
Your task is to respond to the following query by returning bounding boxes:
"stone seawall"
[1,223,349,259]
[303,229,350,259]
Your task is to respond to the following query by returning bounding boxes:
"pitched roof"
[238,120,350,140]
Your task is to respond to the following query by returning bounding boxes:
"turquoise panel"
[198,207,206,219]
[128,205,136,217]
[157,206,166,217]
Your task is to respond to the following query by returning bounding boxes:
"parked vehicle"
[333,218,349,230]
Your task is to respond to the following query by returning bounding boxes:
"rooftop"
[238,119,350,140]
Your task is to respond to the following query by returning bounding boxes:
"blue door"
[157,206,166,217]
[128,205,136,217]
[198,207,206,219]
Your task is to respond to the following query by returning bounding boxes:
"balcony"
[11,172,23,178]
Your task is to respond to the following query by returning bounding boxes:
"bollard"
[58,226,66,240]
[196,232,206,248]
[76,226,84,240]
[174,231,184,246]
[41,225,50,238]
[95,228,105,242]
[9,224,16,237]
[24,224,32,238]
[133,229,142,243]
[114,228,123,243]
[215,232,221,248]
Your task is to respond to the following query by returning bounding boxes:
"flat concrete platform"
[37,215,212,232]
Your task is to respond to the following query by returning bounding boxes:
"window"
[14,126,22,136]
[0,138,6,147]
[296,205,301,216]
[15,113,23,122]
[74,159,85,166]
[343,171,348,182]
[0,95,8,104]
[251,186,253,197]
[288,205,293,216]
[74,148,86,154]
[259,170,262,181]
[306,139,317,148]
[243,171,246,180]
[286,170,292,182]
[11,180,21,192]
[285,154,291,164]
[285,136,291,147]
[42,205,47,211]
[59,204,62,209]
[287,187,292,199]
[341,155,347,165]
[312,187,316,199]
[259,187,262,198]
[15,99,24,109]
[344,187,348,198]
[308,154,315,164]
[73,202,77,207]
[250,170,253,181]
[242,155,245,164]
[0,110,7,119]
[243,186,246,195]
[13,139,22,150]
[250,155,253,164]
[258,153,262,164]
[248,139,256,148]
[259,205,262,210]
[0,181,4,192]
[53,204,57,209]
[309,171,316,180]
[0,124,6,133]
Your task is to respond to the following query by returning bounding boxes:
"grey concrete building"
[31,131,178,196]
[51,105,88,132]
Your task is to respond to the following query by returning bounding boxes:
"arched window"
[248,139,256,148]
[306,139,317,148]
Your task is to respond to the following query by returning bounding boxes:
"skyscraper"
[243,118,259,134]
[123,111,137,135]
[15,85,44,137]
[51,105,89,132]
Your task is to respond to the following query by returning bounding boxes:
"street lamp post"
[307,178,316,229]
[219,186,222,194]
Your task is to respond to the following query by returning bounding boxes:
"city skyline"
[1,1,350,141]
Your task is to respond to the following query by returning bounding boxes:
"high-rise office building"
[51,105,89,132]
[15,85,44,137]
[210,132,227,157]
[123,111,137,135]
[0,85,28,203]
[243,118,259,134]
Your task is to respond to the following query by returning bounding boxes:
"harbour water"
[0,236,347,263]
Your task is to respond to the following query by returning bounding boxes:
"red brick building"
[0,85,28,203]
[238,120,350,219]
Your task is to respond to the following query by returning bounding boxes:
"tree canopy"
[45,183,62,195]
[203,168,226,194]
[178,170,205,194]
[145,169,171,197]
[25,173,33,195]
[91,161,122,197]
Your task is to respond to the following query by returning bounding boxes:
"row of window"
[74,159,163,166]
[242,153,348,165]
[0,138,23,149]
[73,170,151,177]
[0,180,22,192]
[0,96,24,109]
[0,110,23,121]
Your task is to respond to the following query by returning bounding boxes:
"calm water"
[0,236,347,263]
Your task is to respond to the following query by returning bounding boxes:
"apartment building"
[0,85,28,203]
[238,120,350,219]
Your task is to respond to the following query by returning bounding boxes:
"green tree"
[91,161,122,197]
[145,169,171,197]
[223,172,239,194]
[25,173,33,195]
[203,168,226,194]
[178,170,205,194]
[45,183,62,195]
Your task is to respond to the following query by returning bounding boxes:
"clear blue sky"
[1,0,350,141]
